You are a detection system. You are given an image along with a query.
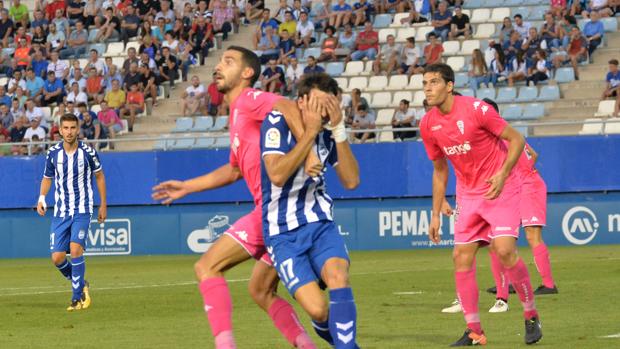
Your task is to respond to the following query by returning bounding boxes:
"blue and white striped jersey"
[43,141,102,218]
[260,111,338,237]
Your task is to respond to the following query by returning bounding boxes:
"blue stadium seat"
[516,86,538,102]
[173,117,193,132]
[171,137,195,149]
[213,137,231,148]
[210,116,229,131]
[502,104,523,120]
[88,29,99,43]
[326,62,345,76]
[601,17,618,32]
[511,7,530,19]
[522,103,545,119]
[482,0,502,8]
[496,87,517,103]
[537,85,560,101]
[302,47,321,61]
[555,67,575,83]
[476,88,496,101]
[529,6,547,20]
[523,0,539,5]
[192,116,214,131]
[504,0,521,6]
[194,137,215,148]
[458,88,475,97]
[89,43,106,56]
[373,14,393,29]
[455,73,468,88]
[154,138,175,150]
[464,0,482,9]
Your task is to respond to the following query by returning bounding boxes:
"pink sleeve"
[420,117,444,161]
[247,90,283,122]
[475,100,508,137]
[229,149,238,167]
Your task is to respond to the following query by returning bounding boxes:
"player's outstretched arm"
[485,125,525,199]
[37,177,52,216]
[95,170,107,223]
[152,164,242,204]
[430,158,449,243]
[264,95,324,187]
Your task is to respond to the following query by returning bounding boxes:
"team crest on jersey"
[457,120,465,135]
[265,128,281,148]
[232,109,239,126]
[232,133,240,154]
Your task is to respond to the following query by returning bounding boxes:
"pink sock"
[505,258,538,319]
[455,268,483,335]
[198,277,235,344]
[489,251,509,301]
[215,331,236,349]
[533,243,556,288]
[268,298,315,348]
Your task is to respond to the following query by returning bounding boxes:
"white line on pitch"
[599,333,620,338]
[393,291,423,295]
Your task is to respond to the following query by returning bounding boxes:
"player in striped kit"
[37,113,107,311]
[261,73,361,349]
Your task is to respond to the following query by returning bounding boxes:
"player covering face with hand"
[260,73,361,349]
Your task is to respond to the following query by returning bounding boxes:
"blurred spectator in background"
[80,106,104,149]
[513,14,531,40]
[43,71,65,105]
[0,9,14,48]
[182,75,206,116]
[207,73,225,116]
[66,81,88,105]
[522,27,547,68]
[190,15,214,66]
[121,5,141,45]
[400,36,424,76]
[47,51,69,82]
[601,59,620,117]
[254,9,278,48]
[489,44,507,85]
[158,46,180,87]
[353,0,375,27]
[285,56,304,96]
[60,20,88,59]
[0,86,11,107]
[526,49,549,85]
[550,0,567,18]
[583,10,604,58]
[540,13,560,50]
[23,117,46,142]
[391,99,417,141]
[351,104,375,143]
[274,0,293,23]
[295,11,315,48]
[347,88,368,124]
[278,29,296,65]
[121,83,144,132]
[581,0,614,18]
[553,26,588,80]
[279,11,297,37]
[303,55,325,74]
[10,0,30,29]
[558,15,578,51]
[13,37,31,69]
[86,67,105,103]
[449,6,470,40]
[349,20,377,61]
[508,51,527,86]
[429,1,451,42]
[330,0,352,28]
[104,79,126,111]
[97,101,123,149]
[338,23,356,55]
[499,17,513,45]
[503,30,522,65]
[422,33,443,66]
[46,22,65,52]
[212,0,234,40]
[256,25,280,64]
[373,34,401,75]
[260,58,285,94]
[31,49,48,78]
[317,26,338,62]
[0,102,14,129]
[468,48,489,90]
[94,7,120,43]
[25,68,45,105]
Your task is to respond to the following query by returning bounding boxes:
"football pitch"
[1,245,619,349]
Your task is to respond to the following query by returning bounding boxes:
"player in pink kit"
[153,47,318,349]
[420,63,542,346]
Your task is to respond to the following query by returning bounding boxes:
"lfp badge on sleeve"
[85,218,132,256]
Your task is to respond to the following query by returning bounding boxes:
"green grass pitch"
[1,245,619,348]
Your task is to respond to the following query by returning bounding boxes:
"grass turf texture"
[1,245,619,348]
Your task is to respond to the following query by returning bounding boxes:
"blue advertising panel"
[1,192,618,258]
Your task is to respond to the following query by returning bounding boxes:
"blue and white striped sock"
[55,259,72,280]
[70,256,85,302]
[329,287,358,349]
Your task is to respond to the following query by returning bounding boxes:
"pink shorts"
[224,208,272,266]
[454,186,522,245]
[520,172,547,227]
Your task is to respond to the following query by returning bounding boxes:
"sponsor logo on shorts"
[443,141,472,156]
[78,229,86,240]
[562,206,598,245]
[86,219,131,256]
[187,215,231,253]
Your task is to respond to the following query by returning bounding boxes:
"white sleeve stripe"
[262,150,285,157]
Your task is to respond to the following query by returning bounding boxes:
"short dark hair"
[77,102,88,108]
[297,73,339,98]
[482,98,499,112]
[513,14,522,19]
[227,45,261,86]
[60,113,79,125]
[401,99,410,106]
[609,59,619,66]
[424,63,455,84]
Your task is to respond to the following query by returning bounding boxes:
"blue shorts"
[50,214,91,253]
[265,221,350,296]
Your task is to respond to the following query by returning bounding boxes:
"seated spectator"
[468,49,490,90]
[43,71,66,106]
[513,14,532,40]
[47,51,69,82]
[331,0,352,28]
[295,11,315,49]
[11,97,25,118]
[260,59,286,94]
[162,31,180,55]
[52,9,71,38]
[86,67,105,103]
[489,45,508,85]
[540,13,560,50]
[157,46,180,87]
[177,34,194,82]
[86,49,106,76]
[526,49,550,86]
[25,68,45,106]
[24,117,47,142]
[279,11,297,37]
[449,6,470,40]
[65,0,84,26]
[77,102,97,122]
[66,82,88,105]
[382,0,408,14]
[303,56,325,75]
[391,99,418,140]
[31,49,48,79]
[313,0,332,30]
[349,21,378,62]
[254,9,279,49]
[373,34,401,75]
[0,9,13,49]
[213,0,235,40]
[123,63,143,92]
[553,26,588,80]
[140,35,159,61]
[256,26,280,64]
[550,0,568,18]
[429,1,451,42]
[484,39,497,68]
[80,106,104,149]
[351,104,375,143]
[317,26,338,62]
[601,58,620,117]
[522,27,548,68]
[140,64,159,106]
[190,15,214,66]
[120,83,144,132]
[94,7,120,42]
[182,75,206,116]
[104,64,124,93]
[66,101,81,119]
[123,47,141,74]
[499,17,514,45]
[581,0,615,18]
[104,79,127,111]
[152,17,173,44]
[353,0,375,27]
[278,29,297,65]
[0,43,11,76]
[97,101,123,149]
[10,0,30,28]
[583,11,605,58]
[422,33,444,67]
[399,36,424,76]
[46,22,65,53]
[0,102,14,129]
[0,86,10,107]
[503,30,522,65]
[346,88,369,124]
[0,133,11,156]
[24,98,47,130]
[206,73,226,116]
[156,0,175,23]
[60,20,88,59]
[120,5,141,45]
[13,37,31,70]
[400,5,428,26]
[274,0,293,23]
[285,57,304,96]
[291,0,307,23]
[337,23,356,55]
[558,15,578,51]
[69,67,87,93]
[9,116,28,155]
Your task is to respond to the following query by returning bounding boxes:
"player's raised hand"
[324,94,343,128]
[152,180,188,205]
[429,215,441,244]
[484,171,508,200]
[301,94,324,134]
[441,199,453,216]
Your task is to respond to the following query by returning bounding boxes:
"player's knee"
[452,249,474,269]
[51,253,65,265]
[323,270,350,289]
[494,246,516,264]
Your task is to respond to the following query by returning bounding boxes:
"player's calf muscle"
[295,284,328,321]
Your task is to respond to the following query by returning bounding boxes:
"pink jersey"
[510,142,537,176]
[420,95,521,198]
[228,88,283,207]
